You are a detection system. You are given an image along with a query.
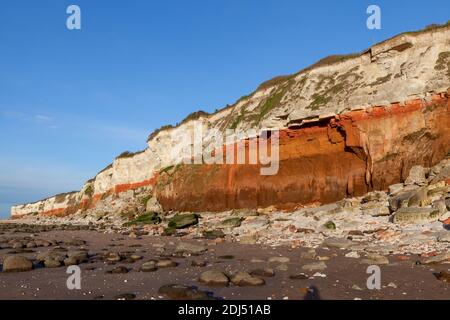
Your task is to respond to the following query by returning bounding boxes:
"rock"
[220,217,242,228]
[323,221,336,230]
[191,260,207,267]
[2,255,33,272]
[158,284,212,300]
[63,256,79,266]
[322,237,353,249]
[175,242,207,255]
[268,256,290,263]
[275,264,289,271]
[198,270,229,287]
[446,198,450,210]
[231,271,265,286]
[67,250,88,263]
[389,190,417,212]
[405,165,427,186]
[362,191,388,203]
[140,261,157,272]
[250,268,275,277]
[300,249,317,259]
[393,207,440,224]
[107,266,129,274]
[105,252,122,263]
[156,259,178,268]
[361,254,389,265]
[289,273,309,280]
[389,183,405,195]
[44,259,62,268]
[423,252,450,264]
[130,254,143,261]
[238,234,258,244]
[202,230,225,239]
[407,187,430,207]
[302,261,327,271]
[361,202,390,217]
[345,251,360,259]
[433,271,450,283]
[240,218,269,231]
[145,197,163,213]
[437,233,450,243]
[168,214,199,229]
[432,199,448,215]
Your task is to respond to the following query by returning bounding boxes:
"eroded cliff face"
[11,24,450,218]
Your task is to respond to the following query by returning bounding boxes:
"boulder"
[407,187,429,207]
[231,271,265,286]
[404,165,427,186]
[393,207,440,224]
[145,197,163,213]
[168,214,199,229]
[198,270,229,287]
[322,237,353,249]
[176,242,207,255]
[2,255,33,272]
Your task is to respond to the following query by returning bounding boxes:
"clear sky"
[0,0,449,218]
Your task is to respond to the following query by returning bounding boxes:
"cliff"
[11,24,450,218]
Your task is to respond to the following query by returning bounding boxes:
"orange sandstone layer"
[32,93,450,217]
[156,93,450,212]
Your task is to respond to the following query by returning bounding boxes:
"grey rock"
[168,214,199,229]
[389,183,405,195]
[302,261,327,271]
[404,165,427,186]
[140,261,157,272]
[231,271,265,286]
[322,237,353,249]
[2,255,33,272]
[198,270,229,287]
[175,242,207,255]
[393,207,440,224]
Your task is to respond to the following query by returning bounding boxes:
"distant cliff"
[11,24,450,218]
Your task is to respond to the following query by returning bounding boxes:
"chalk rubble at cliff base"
[15,155,450,259]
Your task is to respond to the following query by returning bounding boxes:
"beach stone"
[158,284,212,300]
[231,271,265,286]
[268,256,290,263]
[191,260,207,267]
[238,234,258,244]
[361,202,390,217]
[389,190,417,212]
[202,230,225,239]
[44,259,62,268]
[432,199,448,214]
[198,270,229,287]
[361,254,389,265]
[434,271,450,283]
[220,217,242,228]
[176,242,207,255]
[393,207,440,224]
[2,255,33,272]
[107,266,129,274]
[156,259,178,268]
[302,261,327,271]
[63,256,79,266]
[322,237,353,249]
[289,273,309,280]
[140,261,157,272]
[437,233,450,243]
[250,268,275,277]
[168,214,198,229]
[105,252,122,262]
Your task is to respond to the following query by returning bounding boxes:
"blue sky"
[1,0,449,218]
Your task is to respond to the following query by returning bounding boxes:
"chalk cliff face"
[11,24,450,218]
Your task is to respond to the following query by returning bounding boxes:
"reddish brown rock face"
[156,93,450,212]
